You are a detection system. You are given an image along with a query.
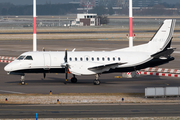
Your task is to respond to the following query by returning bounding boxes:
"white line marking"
[0,90,24,94]
[174,51,180,53]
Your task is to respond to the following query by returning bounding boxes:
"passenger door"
[43,54,51,69]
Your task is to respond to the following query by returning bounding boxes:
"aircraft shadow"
[6,75,166,85]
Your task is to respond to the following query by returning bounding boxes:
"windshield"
[17,56,25,60]
[24,56,33,60]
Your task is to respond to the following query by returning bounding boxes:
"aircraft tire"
[71,77,77,83]
[20,81,25,85]
[93,80,100,85]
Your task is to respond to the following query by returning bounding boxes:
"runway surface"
[1,104,180,118]
[0,40,180,94]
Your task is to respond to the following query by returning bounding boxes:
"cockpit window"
[25,56,33,60]
[17,56,25,60]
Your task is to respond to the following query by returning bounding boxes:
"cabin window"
[108,57,110,61]
[118,57,120,61]
[91,21,94,24]
[113,57,115,61]
[80,57,83,61]
[97,57,99,61]
[69,57,72,61]
[75,57,77,61]
[17,56,25,60]
[102,57,105,61]
[92,57,94,61]
[86,57,89,61]
[24,56,33,60]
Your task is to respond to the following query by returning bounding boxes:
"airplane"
[4,19,176,85]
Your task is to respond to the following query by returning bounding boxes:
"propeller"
[43,47,46,79]
[64,49,68,84]
[43,73,46,79]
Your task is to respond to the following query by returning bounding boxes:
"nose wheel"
[20,75,26,85]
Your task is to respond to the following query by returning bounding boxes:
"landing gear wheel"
[93,80,100,85]
[93,74,101,85]
[21,81,25,85]
[71,77,77,83]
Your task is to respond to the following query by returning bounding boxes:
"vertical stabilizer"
[147,19,176,53]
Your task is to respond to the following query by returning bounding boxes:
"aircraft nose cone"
[4,64,12,72]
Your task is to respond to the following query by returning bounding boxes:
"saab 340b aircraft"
[4,19,176,85]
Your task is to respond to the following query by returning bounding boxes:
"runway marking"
[114,76,122,78]
[174,51,180,54]
[0,90,24,94]
[165,83,169,86]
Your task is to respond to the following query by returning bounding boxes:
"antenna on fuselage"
[33,0,37,51]
[129,0,133,47]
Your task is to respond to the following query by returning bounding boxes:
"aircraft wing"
[88,62,127,71]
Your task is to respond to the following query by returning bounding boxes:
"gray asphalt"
[1,104,180,118]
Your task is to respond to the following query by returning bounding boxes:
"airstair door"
[43,54,51,69]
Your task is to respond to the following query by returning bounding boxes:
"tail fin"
[147,19,176,53]
[113,19,176,54]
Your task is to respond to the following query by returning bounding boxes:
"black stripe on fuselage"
[12,68,65,74]
[11,57,174,75]
[103,57,174,73]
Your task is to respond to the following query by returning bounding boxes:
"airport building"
[71,13,100,26]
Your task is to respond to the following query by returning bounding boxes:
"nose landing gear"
[20,75,26,85]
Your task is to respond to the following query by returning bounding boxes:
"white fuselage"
[4,51,151,76]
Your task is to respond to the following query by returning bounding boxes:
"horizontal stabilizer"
[151,48,176,59]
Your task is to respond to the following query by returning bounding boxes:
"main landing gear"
[71,74,77,83]
[70,74,101,85]
[93,74,101,85]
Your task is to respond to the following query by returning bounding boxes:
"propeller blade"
[64,49,68,84]
[43,73,46,79]
[64,66,68,84]
[65,49,67,63]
